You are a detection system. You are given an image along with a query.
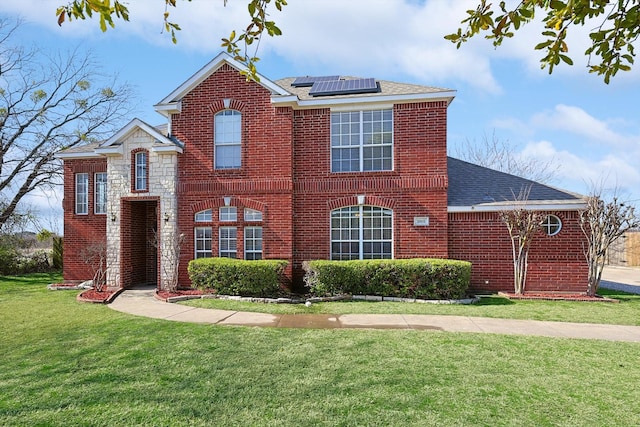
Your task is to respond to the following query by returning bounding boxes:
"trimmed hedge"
[188,257,288,297]
[303,258,471,299]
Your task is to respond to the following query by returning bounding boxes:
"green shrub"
[17,250,52,274]
[303,258,471,299]
[0,245,19,275]
[188,257,288,297]
[52,236,63,270]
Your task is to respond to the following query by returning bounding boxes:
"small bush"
[303,258,471,300]
[188,257,288,297]
[17,250,53,274]
[0,245,20,275]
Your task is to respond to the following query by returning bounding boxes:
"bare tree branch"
[454,131,559,184]
[0,18,134,231]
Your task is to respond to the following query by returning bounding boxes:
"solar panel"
[309,78,380,96]
[291,76,341,87]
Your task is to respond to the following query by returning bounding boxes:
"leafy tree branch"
[55,0,287,81]
[445,0,640,83]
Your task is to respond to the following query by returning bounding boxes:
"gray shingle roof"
[447,157,583,207]
[274,77,454,101]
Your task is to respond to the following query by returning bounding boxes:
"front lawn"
[2,274,640,426]
[182,288,640,325]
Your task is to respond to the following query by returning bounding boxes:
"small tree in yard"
[151,229,185,293]
[499,187,544,294]
[80,242,109,292]
[580,192,640,296]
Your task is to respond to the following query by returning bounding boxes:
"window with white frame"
[542,214,562,236]
[244,208,263,222]
[331,109,393,173]
[75,173,89,215]
[214,110,241,169]
[244,226,263,260]
[331,206,393,260]
[134,151,148,191]
[219,206,237,222]
[194,227,212,258]
[195,209,213,222]
[94,172,107,215]
[219,227,237,258]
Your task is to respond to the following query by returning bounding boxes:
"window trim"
[219,206,238,222]
[330,109,393,173]
[75,173,89,215]
[542,214,562,236]
[330,205,393,260]
[244,226,263,260]
[244,208,263,222]
[133,150,149,192]
[219,226,238,258]
[194,227,213,259]
[214,109,242,170]
[194,209,213,222]
[94,172,107,215]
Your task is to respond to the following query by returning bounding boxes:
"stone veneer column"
[104,129,180,289]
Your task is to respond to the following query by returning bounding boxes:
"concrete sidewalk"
[109,286,640,343]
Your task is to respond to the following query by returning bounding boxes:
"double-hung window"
[331,109,393,173]
[94,172,107,215]
[244,226,263,260]
[134,151,148,191]
[331,206,393,260]
[194,227,212,258]
[219,227,237,258]
[75,173,89,215]
[214,110,241,169]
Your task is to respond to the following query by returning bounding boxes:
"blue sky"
[1,0,639,231]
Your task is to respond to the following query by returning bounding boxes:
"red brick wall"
[448,210,589,292]
[172,64,295,286]
[62,158,107,281]
[290,102,450,284]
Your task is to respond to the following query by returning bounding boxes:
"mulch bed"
[77,288,122,304]
[498,291,619,303]
[156,289,204,301]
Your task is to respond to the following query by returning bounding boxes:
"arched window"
[331,206,393,260]
[194,209,212,222]
[214,110,241,169]
[133,150,148,191]
[542,214,562,236]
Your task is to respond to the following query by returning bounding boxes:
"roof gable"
[95,118,182,156]
[154,52,289,114]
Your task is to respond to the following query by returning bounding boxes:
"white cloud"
[531,104,640,147]
[6,1,638,89]
[520,140,640,199]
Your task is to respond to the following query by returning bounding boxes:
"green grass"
[2,274,640,426]
[182,288,640,325]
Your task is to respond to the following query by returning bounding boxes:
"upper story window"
[75,173,89,215]
[244,208,263,222]
[331,205,393,260]
[219,206,237,222]
[214,110,241,169]
[94,172,107,215]
[542,214,562,236]
[134,151,148,191]
[195,209,213,222]
[331,109,393,173]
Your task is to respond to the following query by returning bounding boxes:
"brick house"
[56,52,588,293]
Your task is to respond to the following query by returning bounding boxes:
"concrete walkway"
[109,266,640,342]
